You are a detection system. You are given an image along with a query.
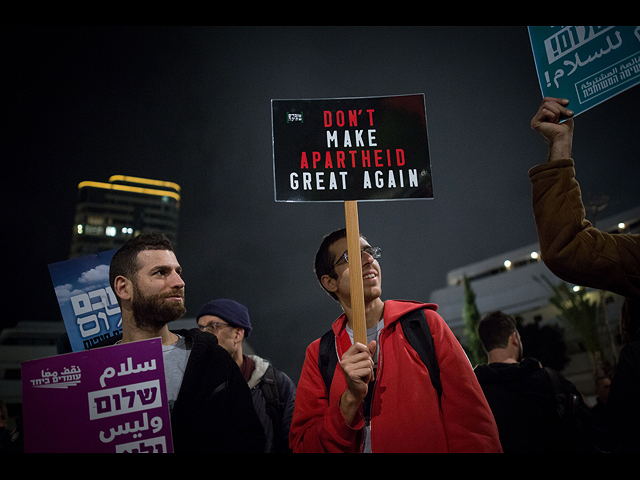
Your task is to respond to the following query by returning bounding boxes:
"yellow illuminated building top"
[78,175,181,202]
[108,175,181,193]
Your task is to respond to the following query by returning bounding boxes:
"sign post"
[271,94,433,344]
[344,200,367,344]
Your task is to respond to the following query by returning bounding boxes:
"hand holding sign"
[531,97,575,161]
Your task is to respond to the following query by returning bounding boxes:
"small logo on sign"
[287,112,303,123]
[31,366,82,389]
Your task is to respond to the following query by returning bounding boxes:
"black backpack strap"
[541,366,615,452]
[318,329,338,395]
[400,308,443,406]
[542,366,577,418]
[260,364,288,452]
[261,364,282,410]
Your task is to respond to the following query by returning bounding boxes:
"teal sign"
[528,26,640,117]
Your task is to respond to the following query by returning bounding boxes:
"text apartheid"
[291,108,417,193]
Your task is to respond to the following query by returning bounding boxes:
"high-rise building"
[70,175,181,257]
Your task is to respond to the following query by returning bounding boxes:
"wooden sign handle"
[344,200,367,345]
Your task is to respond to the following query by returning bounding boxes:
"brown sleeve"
[529,158,640,300]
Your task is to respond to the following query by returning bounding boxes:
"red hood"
[332,300,439,336]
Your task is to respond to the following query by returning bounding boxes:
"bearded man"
[101,232,264,453]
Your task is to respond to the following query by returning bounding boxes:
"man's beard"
[131,282,186,332]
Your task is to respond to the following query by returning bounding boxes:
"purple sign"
[21,338,173,453]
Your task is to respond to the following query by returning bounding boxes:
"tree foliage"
[536,276,610,374]
[462,276,487,366]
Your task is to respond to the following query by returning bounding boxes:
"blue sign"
[48,250,122,352]
[528,26,640,117]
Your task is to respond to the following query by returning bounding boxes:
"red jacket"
[289,300,502,453]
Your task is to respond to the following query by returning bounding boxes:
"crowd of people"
[1,98,638,453]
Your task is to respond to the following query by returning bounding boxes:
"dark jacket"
[96,328,265,453]
[474,358,572,453]
[606,340,640,452]
[246,355,296,453]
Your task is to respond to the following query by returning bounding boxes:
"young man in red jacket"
[289,228,502,453]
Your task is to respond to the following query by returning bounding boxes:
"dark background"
[5,26,639,383]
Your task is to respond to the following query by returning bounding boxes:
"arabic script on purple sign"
[21,338,173,453]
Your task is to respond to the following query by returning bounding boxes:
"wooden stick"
[344,200,367,345]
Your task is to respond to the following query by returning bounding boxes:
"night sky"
[5,26,639,382]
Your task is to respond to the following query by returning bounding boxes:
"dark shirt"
[475,358,570,453]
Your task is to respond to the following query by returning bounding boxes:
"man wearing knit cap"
[197,299,297,453]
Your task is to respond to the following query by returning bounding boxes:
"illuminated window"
[105,226,117,237]
[87,215,105,225]
[85,225,103,236]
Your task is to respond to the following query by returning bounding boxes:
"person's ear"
[233,327,245,344]
[114,275,133,302]
[321,274,338,294]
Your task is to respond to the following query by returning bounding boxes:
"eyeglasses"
[331,246,381,271]
[198,322,233,334]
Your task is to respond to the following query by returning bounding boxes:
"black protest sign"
[271,94,433,202]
